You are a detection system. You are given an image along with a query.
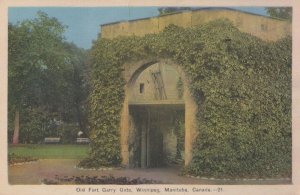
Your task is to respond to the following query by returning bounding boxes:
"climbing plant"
[80,19,291,178]
[176,77,184,99]
[174,110,185,163]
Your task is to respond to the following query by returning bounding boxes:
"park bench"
[44,137,61,144]
[76,138,90,144]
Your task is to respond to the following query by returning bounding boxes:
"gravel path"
[8,159,291,185]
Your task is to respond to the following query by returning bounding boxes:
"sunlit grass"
[8,144,89,159]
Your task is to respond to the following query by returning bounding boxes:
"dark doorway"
[129,104,184,168]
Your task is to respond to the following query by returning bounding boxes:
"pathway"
[8,159,291,185]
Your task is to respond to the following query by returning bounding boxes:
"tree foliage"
[8,12,88,144]
[83,19,291,178]
[265,7,292,21]
[158,7,192,15]
[8,12,67,110]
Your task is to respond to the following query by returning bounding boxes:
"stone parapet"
[101,8,291,41]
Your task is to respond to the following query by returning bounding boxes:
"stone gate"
[100,8,291,168]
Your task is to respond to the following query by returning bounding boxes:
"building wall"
[120,59,197,167]
[128,62,182,104]
[107,9,291,168]
[101,9,291,41]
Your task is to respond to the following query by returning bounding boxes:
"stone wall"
[128,62,182,104]
[120,59,197,167]
[101,8,291,41]
[103,8,291,169]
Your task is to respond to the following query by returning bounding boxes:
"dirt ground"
[8,159,291,185]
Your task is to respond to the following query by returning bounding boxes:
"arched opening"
[126,61,185,168]
[120,59,197,168]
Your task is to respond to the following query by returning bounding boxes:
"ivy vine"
[176,77,184,99]
[80,19,291,178]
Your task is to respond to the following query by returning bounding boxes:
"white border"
[0,1,299,195]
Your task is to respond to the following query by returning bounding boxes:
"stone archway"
[120,59,198,168]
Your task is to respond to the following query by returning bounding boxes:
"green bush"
[59,124,80,144]
[19,107,57,144]
[9,107,81,144]
[84,19,291,177]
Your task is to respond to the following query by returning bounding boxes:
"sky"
[8,7,267,50]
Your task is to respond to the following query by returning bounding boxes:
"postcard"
[0,0,299,195]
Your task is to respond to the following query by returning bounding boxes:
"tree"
[265,7,292,21]
[61,42,89,134]
[158,7,192,15]
[8,11,70,144]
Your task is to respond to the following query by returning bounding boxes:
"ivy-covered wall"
[80,19,291,178]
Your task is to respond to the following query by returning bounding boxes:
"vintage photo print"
[0,0,299,195]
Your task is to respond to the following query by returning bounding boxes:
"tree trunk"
[12,110,20,144]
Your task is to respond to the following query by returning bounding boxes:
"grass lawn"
[8,144,89,159]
